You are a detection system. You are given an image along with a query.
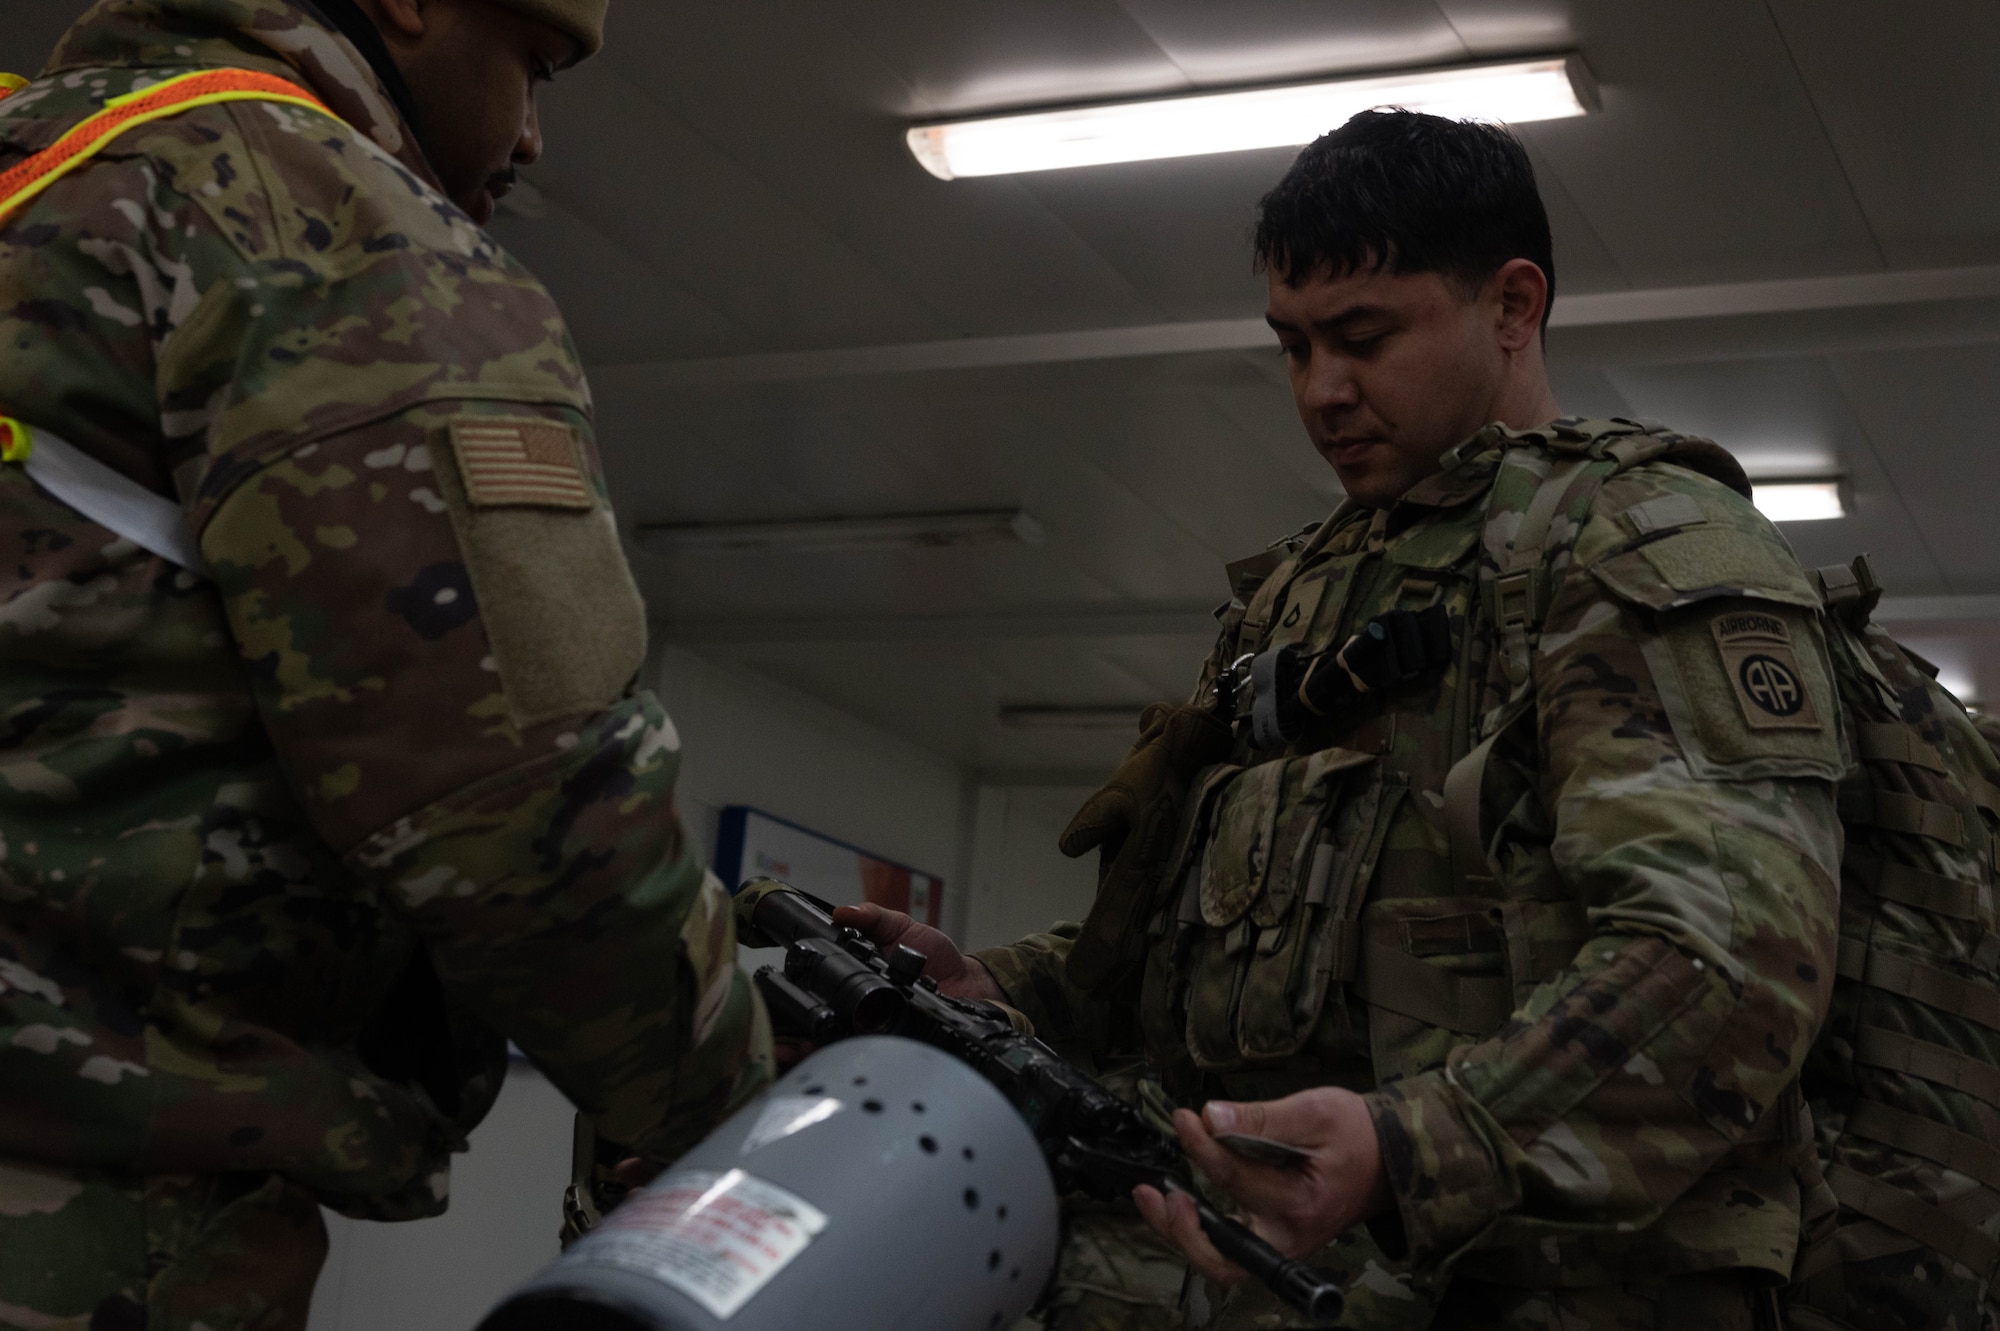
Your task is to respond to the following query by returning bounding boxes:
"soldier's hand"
[1336,604,1452,694]
[830,903,1003,1004]
[610,1156,664,1190]
[1131,1088,1391,1285]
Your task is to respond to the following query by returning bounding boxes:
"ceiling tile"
[1522,138,1628,297]
[816,0,1182,117]
[523,58,952,357]
[1013,148,1288,322]
[1766,0,2000,268]
[1431,0,1578,56]
[1111,0,1467,84]
[1824,345,2000,593]
[587,2,1175,348]
[1513,0,1885,285]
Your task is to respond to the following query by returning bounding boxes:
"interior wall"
[963,784,1101,953]
[655,641,971,914]
[307,639,974,1331]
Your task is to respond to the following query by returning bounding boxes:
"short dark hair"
[1253,110,1556,330]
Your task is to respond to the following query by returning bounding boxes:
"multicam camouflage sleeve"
[181,117,771,1159]
[0,39,768,1182]
[976,924,1089,1052]
[1366,465,1845,1281]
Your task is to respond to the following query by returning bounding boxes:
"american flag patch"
[448,419,595,510]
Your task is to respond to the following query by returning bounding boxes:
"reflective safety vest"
[0,68,340,573]
[0,68,333,228]
[0,417,207,574]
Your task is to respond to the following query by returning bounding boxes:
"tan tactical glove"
[1061,702,1233,993]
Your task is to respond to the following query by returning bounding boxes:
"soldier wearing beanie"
[0,2,772,1327]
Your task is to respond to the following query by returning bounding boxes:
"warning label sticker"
[576,1169,828,1320]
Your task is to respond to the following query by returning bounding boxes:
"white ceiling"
[9,1,2000,777]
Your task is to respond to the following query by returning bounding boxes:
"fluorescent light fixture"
[999,705,1147,731]
[1751,478,1849,523]
[1938,671,1978,704]
[1897,637,1979,703]
[908,55,1597,180]
[639,509,1044,555]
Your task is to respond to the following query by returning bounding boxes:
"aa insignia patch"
[1712,609,1821,730]
[449,419,594,511]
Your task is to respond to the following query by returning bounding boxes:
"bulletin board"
[714,805,944,927]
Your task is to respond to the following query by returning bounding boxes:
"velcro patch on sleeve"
[1711,609,1822,731]
[1642,599,1842,779]
[1624,493,1706,536]
[448,418,595,510]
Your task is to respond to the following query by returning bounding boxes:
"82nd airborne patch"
[1712,609,1822,730]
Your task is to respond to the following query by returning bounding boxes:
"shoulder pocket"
[1590,525,1821,613]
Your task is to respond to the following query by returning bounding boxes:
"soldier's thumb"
[1203,1100,1254,1137]
[831,902,902,945]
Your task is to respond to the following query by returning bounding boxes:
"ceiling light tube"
[1751,478,1849,523]
[907,55,1597,181]
[639,509,1045,555]
[1937,670,1978,704]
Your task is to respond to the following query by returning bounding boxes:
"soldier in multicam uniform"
[847,111,1844,1331]
[0,0,769,1327]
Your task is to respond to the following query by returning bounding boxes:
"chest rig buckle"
[1241,606,1455,750]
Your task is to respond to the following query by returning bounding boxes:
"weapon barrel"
[731,882,1346,1324]
[1182,1189,1343,1326]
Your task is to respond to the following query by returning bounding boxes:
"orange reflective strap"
[0,416,29,463]
[0,69,336,230]
[0,75,28,100]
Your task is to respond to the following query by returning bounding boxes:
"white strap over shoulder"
[1,416,208,578]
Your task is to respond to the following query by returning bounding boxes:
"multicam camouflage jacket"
[979,419,1844,1306]
[0,0,769,1220]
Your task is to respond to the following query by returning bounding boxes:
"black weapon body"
[737,882,1344,1326]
